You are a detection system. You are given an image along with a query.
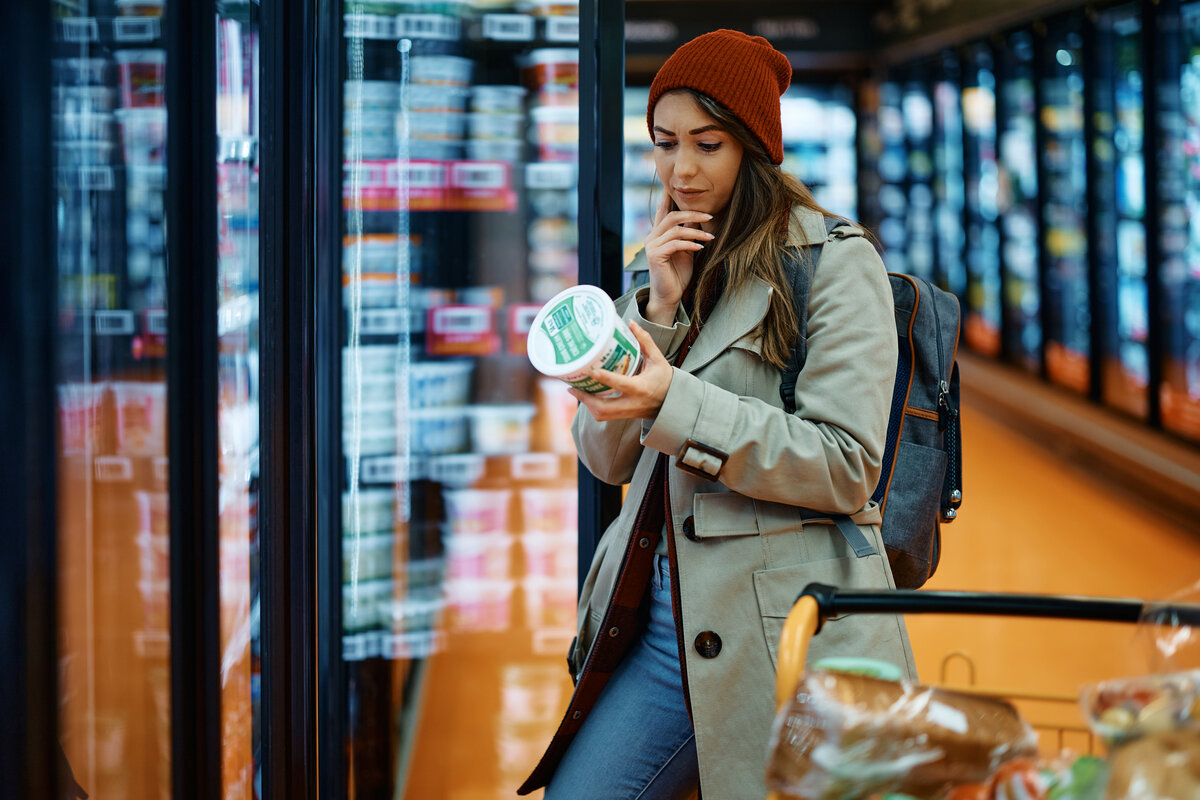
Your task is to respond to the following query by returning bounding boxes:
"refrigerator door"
[215,2,262,796]
[51,4,173,798]
[1159,0,1200,441]
[997,29,1042,374]
[961,42,1002,357]
[1039,12,1091,395]
[1093,2,1149,420]
[903,70,937,283]
[932,50,966,299]
[338,4,580,797]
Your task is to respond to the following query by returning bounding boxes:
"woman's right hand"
[643,190,713,326]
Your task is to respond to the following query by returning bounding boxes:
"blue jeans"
[544,554,699,800]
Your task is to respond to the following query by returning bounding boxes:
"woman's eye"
[699,142,722,153]
[654,141,676,150]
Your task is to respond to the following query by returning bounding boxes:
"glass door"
[873,76,910,274]
[1093,2,1149,420]
[932,50,966,298]
[338,3,581,797]
[215,1,261,796]
[52,2,173,796]
[997,29,1042,374]
[903,68,937,283]
[1159,0,1200,441]
[961,41,1002,357]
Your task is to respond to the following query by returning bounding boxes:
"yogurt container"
[528,285,641,396]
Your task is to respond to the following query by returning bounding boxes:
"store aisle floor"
[405,397,1200,799]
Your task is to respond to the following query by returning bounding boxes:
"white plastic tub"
[442,486,511,535]
[471,85,526,114]
[527,285,642,396]
[467,112,524,140]
[519,487,578,535]
[465,403,536,454]
[464,138,523,163]
[409,55,473,87]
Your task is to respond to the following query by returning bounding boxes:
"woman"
[519,29,916,800]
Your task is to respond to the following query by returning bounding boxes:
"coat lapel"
[680,278,772,374]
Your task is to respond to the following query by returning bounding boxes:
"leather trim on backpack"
[905,407,940,421]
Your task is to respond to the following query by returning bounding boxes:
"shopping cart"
[766,583,1200,800]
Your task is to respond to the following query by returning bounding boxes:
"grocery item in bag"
[766,671,1037,800]
[527,285,642,397]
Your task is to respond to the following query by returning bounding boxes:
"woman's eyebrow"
[689,125,721,135]
[653,125,675,136]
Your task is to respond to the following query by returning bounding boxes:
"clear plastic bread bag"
[765,671,1038,800]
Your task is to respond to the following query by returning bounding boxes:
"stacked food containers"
[339,0,581,795]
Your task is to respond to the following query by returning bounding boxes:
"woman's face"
[652,91,744,230]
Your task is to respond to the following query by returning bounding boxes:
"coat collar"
[681,278,772,374]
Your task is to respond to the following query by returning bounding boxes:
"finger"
[628,321,668,364]
[649,210,711,238]
[653,188,672,227]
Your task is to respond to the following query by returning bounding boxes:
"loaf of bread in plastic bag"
[765,671,1038,800]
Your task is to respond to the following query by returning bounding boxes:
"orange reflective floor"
[404,397,1200,798]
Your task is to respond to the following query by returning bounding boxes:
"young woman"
[519,29,916,800]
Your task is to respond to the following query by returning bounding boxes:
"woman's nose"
[674,148,698,178]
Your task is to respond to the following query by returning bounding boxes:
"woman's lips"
[674,188,705,199]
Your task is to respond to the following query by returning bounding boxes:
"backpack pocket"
[881,440,946,588]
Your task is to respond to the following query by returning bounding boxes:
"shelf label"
[506,303,542,356]
[426,305,498,356]
[113,16,160,42]
[95,310,135,336]
[525,162,576,190]
[483,13,534,41]
[361,455,405,484]
[95,456,133,483]
[73,166,116,192]
[359,308,407,336]
[344,14,397,40]
[448,161,515,211]
[62,17,99,43]
[400,160,446,189]
[383,631,443,659]
[450,162,507,190]
[545,16,580,42]
[510,453,559,481]
[398,14,460,40]
[145,309,168,336]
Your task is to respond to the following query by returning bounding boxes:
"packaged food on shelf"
[465,138,523,163]
[54,111,115,141]
[111,381,167,456]
[139,579,170,632]
[342,534,397,582]
[53,57,110,86]
[344,344,401,375]
[471,85,526,114]
[518,486,577,534]
[519,533,574,580]
[442,486,511,535]
[407,110,466,142]
[342,272,402,308]
[465,403,537,454]
[114,49,166,108]
[409,359,474,407]
[408,54,473,88]
[521,48,578,96]
[467,111,524,140]
[444,532,512,580]
[406,84,470,113]
[53,86,116,116]
[54,140,116,168]
[535,377,578,453]
[116,107,168,166]
[521,575,576,628]
[342,488,399,535]
[442,578,514,632]
[344,80,402,112]
[343,579,395,632]
[428,453,487,487]
[529,0,578,15]
[58,382,107,455]
[116,0,165,16]
[530,104,578,162]
[136,532,170,585]
[409,406,470,454]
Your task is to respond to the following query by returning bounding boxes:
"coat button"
[608,627,620,637]
[572,710,582,720]
[694,631,722,658]
[682,516,698,541]
[638,537,650,549]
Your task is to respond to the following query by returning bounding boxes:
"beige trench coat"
[521,207,917,799]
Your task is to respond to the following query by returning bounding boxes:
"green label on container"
[541,295,604,366]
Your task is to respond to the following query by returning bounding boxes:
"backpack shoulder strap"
[779,215,852,413]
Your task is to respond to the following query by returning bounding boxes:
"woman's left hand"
[570,321,674,421]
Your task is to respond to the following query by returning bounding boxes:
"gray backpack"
[781,217,963,589]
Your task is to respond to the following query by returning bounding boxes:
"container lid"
[811,657,904,681]
[527,285,616,377]
[113,49,167,63]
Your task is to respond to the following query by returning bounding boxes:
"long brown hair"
[663,88,845,369]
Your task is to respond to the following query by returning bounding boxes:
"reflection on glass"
[876,80,910,273]
[1094,3,1148,419]
[1040,14,1091,394]
[998,29,1042,373]
[903,75,936,282]
[961,43,1001,357]
[1161,0,1200,440]
[932,52,965,297]
[53,1,171,798]
[216,2,261,797]
[340,3,579,797]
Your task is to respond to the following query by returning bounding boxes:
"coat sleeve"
[571,285,692,486]
[640,235,897,513]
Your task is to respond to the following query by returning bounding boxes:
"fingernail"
[703,214,713,219]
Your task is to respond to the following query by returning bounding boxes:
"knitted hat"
[647,29,792,165]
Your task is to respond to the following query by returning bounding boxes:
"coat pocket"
[752,553,910,675]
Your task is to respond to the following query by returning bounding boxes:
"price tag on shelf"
[525,162,576,190]
[482,13,534,41]
[360,456,405,485]
[113,16,160,42]
[95,310,135,336]
[426,305,498,356]
[344,14,397,40]
[358,308,407,336]
[448,161,515,212]
[397,14,461,40]
[94,456,133,483]
[400,160,446,189]
[510,453,559,481]
[72,167,116,192]
[343,633,371,662]
[62,17,99,43]
[450,162,507,190]
[545,16,580,42]
[145,309,168,336]
[506,303,542,356]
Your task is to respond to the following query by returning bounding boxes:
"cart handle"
[774,584,1200,713]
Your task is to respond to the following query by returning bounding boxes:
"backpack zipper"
[920,276,952,430]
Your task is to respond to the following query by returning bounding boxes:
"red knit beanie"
[647,29,792,165]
